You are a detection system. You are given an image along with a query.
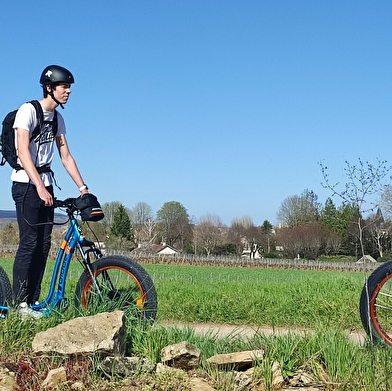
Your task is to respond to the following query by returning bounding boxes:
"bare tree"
[276,222,325,259]
[364,209,389,258]
[277,189,320,228]
[142,219,157,244]
[276,227,302,258]
[128,202,154,244]
[193,214,225,255]
[323,229,342,255]
[228,216,261,258]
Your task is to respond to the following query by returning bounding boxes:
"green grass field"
[0,257,366,330]
[148,264,365,330]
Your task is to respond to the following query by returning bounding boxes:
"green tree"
[101,201,122,235]
[111,204,132,239]
[260,220,275,255]
[261,220,273,233]
[320,158,391,259]
[320,198,338,230]
[338,203,361,256]
[156,201,191,249]
[106,204,135,250]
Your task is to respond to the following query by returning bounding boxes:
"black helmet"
[40,65,74,85]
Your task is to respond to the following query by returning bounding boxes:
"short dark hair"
[42,82,60,98]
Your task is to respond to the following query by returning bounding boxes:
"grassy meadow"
[148,264,365,330]
[0,257,365,329]
[1,256,391,390]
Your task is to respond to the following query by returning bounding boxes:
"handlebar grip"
[53,199,65,208]
[53,197,78,209]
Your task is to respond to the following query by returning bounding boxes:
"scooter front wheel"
[0,266,12,309]
[360,260,392,346]
[74,255,157,322]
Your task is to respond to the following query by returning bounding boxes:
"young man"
[11,65,89,317]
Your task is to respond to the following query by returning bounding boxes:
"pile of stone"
[0,311,323,391]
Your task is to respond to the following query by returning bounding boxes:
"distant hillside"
[0,210,16,225]
[0,210,67,225]
[0,210,16,219]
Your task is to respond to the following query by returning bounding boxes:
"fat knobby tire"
[74,255,157,321]
[360,260,392,346]
[0,266,12,307]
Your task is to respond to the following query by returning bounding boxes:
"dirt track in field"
[159,321,367,345]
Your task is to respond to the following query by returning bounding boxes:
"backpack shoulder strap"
[28,100,43,141]
[27,100,58,139]
[52,110,58,137]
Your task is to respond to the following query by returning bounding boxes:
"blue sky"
[1,1,392,225]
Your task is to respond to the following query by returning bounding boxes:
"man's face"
[53,83,72,104]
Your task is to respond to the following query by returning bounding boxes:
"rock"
[41,367,66,389]
[206,349,264,370]
[234,370,253,390]
[271,361,284,389]
[100,356,154,376]
[32,310,126,355]
[190,377,215,391]
[0,364,16,391]
[156,363,185,376]
[161,341,200,369]
[289,369,318,387]
[70,381,85,390]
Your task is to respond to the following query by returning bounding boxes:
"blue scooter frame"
[0,197,102,316]
[0,196,157,321]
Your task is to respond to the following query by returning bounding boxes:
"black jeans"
[12,182,54,305]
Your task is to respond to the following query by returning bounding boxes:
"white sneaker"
[18,302,43,319]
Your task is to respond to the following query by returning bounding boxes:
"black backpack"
[0,100,58,171]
